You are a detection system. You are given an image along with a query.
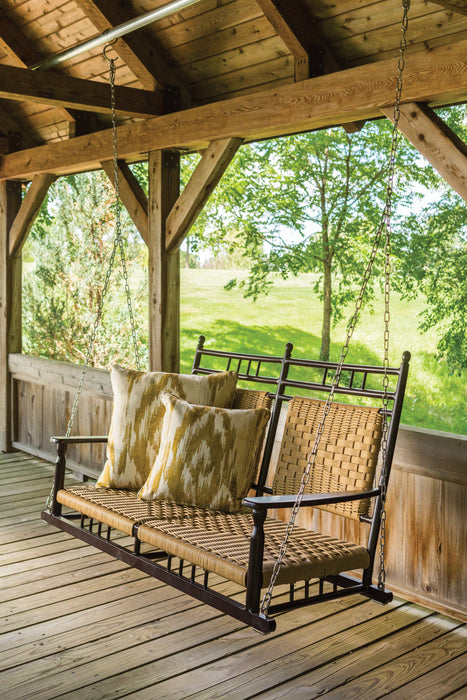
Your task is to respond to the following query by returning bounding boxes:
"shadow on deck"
[0,451,466,699]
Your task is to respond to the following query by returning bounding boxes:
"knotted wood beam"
[165,137,243,252]
[381,102,467,202]
[9,173,56,256]
[101,160,148,244]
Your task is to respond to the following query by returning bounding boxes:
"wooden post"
[0,179,22,451]
[148,150,180,372]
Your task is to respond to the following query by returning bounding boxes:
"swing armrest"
[51,436,108,444]
[243,487,380,510]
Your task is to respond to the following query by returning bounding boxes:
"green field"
[179,269,466,435]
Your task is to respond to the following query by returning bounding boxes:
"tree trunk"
[320,258,332,361]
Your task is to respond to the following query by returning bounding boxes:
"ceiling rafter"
[427,1,467,14]
[0,101,36,149]
[74,0,192,107]
[381,102,467,201]
[0,5,76,138]
[0,64,164,117]
[255,0,365,133]
[1,37,466,182]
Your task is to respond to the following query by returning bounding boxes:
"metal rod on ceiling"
[32,0,204,71]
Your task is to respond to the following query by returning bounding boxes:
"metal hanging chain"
[46,44,141,511]
[378,1,409,589]
[260,0,410,616]
[105,46,142,372]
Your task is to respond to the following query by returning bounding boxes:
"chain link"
[108,57,141,372]
[46,45,141,511]
[260,0,410,615]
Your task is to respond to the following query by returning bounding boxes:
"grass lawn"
[180,269,466,436]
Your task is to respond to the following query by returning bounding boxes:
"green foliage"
[180,121,434,359]
[394,193,467,373]
[391,106,467,373]
[179,270,466,436]
[23,172,148,369]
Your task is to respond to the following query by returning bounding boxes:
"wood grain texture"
[74,0,192,104]
[0,450,465,698]
[166,137,243,251]
[0,181,21,452]
[1,38,467,180]
[427,1,467,15]
[148,150,180,373]
[0,63,164,117]
[381,102,467,201]
[101,159,148,244]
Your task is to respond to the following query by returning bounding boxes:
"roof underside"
[0,0,466,176]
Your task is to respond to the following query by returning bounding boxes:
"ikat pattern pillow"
[96,366,238,490]
[138,393,270,513]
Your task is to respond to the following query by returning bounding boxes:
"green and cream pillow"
[138,393,270,513]
[97,366,238,490]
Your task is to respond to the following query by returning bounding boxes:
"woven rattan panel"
[232,387,273,484]
[272,397,383,520]
[138,512,370,587]
[232,388,273,411]
[58,485,369,588]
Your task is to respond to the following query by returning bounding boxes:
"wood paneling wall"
[7,352,467,621]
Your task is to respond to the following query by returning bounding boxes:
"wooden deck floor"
[1,451,466,699]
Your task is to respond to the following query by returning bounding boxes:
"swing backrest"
[261,350,411,521]
[271,397,384,519]
[192,336,410,520]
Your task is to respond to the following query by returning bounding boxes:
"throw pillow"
[138,393,270,512]
[96,366,238,490]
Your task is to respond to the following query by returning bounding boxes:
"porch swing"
[42,1,411,634]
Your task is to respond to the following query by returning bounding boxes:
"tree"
[23,171,148,368]
[391,106,467,374]
[184,122,433,360]
[394,192,467,373]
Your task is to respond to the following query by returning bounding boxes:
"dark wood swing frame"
[42,335,410,634]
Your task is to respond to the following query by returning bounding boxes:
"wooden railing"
[7,353,467,621]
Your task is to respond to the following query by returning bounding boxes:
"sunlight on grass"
[180,269,466,435]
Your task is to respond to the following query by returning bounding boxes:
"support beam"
[9,174,56,256]
[148,151,180,372]
[427,1,467,14]
[1,39,467,181]
[166,137,243,252]
[256,0,363,131]
[0,180,21,451]
[255,0,311,81]
[0,64,164,117]
[0,6,75,138]
[381,103,467,202]
[75,0,192,106]
[102,160,148,245]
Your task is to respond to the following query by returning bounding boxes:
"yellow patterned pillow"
[138,393,270,512]
[97,366,238,490]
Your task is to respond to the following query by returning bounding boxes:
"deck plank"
[251,614,464,699]
[0,451,465,700]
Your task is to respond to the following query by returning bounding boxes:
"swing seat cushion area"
[96,365,239,491]
[56,485,371,587]
[56,393,380,589]
[137,393,270,512]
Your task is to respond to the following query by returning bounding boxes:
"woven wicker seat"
[58,484,369,587]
